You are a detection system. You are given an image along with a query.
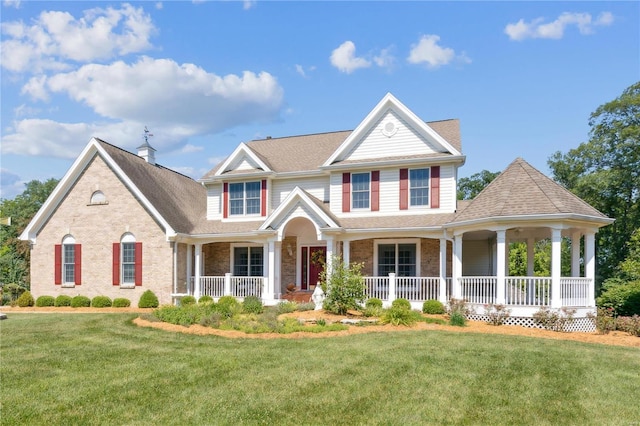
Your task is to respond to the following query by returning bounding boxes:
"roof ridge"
[249,129,353,142]
[518,159,566,213]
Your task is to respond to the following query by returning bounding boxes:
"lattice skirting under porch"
[467,314,596,333]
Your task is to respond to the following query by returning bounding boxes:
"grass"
[1,313,639,425]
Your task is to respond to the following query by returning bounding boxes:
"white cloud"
[330,41,371,74]
[2,0,21,9]
[373,47,396,70]
[0,3,155,73]
[208,155,227,165]
[0,169,24,200]
[180,144,204,154]
[407,35,469,69]
[243,1,256,10]
[505,11,614,41]
[155,2,163,10]
[295,64,316,78]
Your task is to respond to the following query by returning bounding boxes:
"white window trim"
[120,233,136,289]
[62,235,76,288]
[351,171,371,211]
[228,181,262,217]
[409,167,430,209]
[230,243,265,277]
[373,238,421,277]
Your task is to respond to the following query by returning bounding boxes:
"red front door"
[307,246,326,290]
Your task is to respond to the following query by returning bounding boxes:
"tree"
[457,170,500,200]
[0,179,59,299]
[320,255,366,315]
[548,82,640,285]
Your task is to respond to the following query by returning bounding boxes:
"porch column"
[439,238,448,303]
[526,238,535,276]
[571,231,581,278]
[495,230,506,305]
[453,233,463,299]
[263,241,275,302]
[325,237,334,277]
[585,231,596,307]
[551,228,562,308]
[274,242,282,298]
[194,243,202,299]
[343,240,350,266]
[186,244,193,294]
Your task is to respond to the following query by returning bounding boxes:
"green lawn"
[1,313,639,425]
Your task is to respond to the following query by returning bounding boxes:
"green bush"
[16,291,34,307]
[391,298,411,311]
[70,295,91,308]
[217,295,241,318]
[449,311,467,327]
[381,306,422,326]
[112,298,131,308]
[138,290,159,308]
[484,303,511,326]
[35,295,55,307]
[181,295,197,306]
[198,295,213,304]
[321,256,366,315]
[242,295,264,314]
[533,307,576,332]
[54,295,72,307]
[365,298,383,309]
[275,301,298,314]
[616,315,640,337]
[296,302,316,312]
[422,299,445,314]
[91,296,112,308]
[154,304,202,327]
[597,280,640,316]
[448,298,472,317]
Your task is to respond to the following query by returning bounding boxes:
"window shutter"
[261,179,267,216]
[54,244,62,285]
[74,244,82,285]
[399,168,408,210]
[223,182,229,218]
[134,242,143,286]
[342,173,351,213]
[431,166,440,209]
[371,170,380,211]
[112,243,120,285]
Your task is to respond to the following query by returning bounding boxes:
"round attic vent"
[381,121,397,137]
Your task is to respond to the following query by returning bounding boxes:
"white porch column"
[585,231,596,307]
[263,241,276,302]
[194,243,202,299]
[224,272,232,296]
[526,238,535,276]
[325,237,334,277]
[274,241,282,298]
[453,234,463,299]
[343,240,350,266]
[186,244,193,294]
[388,273,397,302]
[571,231,581,278]
[551,228,562,308]
[439,238,448,303]
[496,230,506,305]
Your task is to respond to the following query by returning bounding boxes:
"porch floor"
[281,291,313,304]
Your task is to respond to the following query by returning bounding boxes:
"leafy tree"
[320,255,366,315]
[0,179,59,297]
[457,170,500,200]
[548,82,640,285]
[617,228,640,281]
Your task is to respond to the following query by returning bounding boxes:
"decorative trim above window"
[89,190,108,205]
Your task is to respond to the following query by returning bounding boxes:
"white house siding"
[462,240,494,276]
[206,183,222,220]
[233,156,257,171]
[343,111,442,162]
[271,176,329,208]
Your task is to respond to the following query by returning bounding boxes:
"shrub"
[138,290,159,308]
[391,298,411,311]
[296,302,316,312]
[587,307,616,334]
[616,315,640,337]
[242,295,264,314]
[362,297,384,317]
[449,311,466,327]
[381,306,422,326]
[597,280,640,316]
[422,299,445,314]
[217,295,241,318]
[16,291,34,307]
[533,307,576,332]
[366,298,383,309]
[70,295,91,308]
[112,298,131,308]
[54,295,72,307]
[91,296,112,308]
[448,298,472,317]
[321,256,366,315]
[154,304,201,327]
[275,300,298,315]
[484,303,511,326]
[35,295,55,307]
[198,295,213,304]
[181,295,197,306]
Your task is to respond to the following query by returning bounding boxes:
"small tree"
[320,255,366,315]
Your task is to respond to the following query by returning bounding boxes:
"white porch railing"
[192,275,264,299]
[231,276,263,298]
[364,276,451,302]
[561,277,590,307]
[505,277,551,306]
[201,276,225,297]
[459,277,497,304]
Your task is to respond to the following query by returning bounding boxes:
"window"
[55,236,80,286]
[113,234,142,287]
[63,243,75,284]
[351,172,370,209]
[229,181,261,216]
[233,247,264,276]
[376,242,418,277]
[90,190,107,204]
[409,168,430,206]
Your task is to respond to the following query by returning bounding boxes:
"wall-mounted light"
[287,244,293,257]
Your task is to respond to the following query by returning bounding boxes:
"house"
[21,93,612,330]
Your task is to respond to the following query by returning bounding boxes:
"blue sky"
[1,1,638,199]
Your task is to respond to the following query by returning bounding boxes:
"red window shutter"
[261,179,267,216]
[223,182,229,218]
[74,244,82,285]
[134,242,143,286]
[431,166,440,209]
[342,173,351,213]
[112,243,120,285]
[371,171,380,211]
[399,168,408,210]
[54,244,62,285]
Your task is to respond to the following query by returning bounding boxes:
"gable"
[343,110,445,162]
[210,143,272,178]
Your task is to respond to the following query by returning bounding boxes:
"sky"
[1,1,638,200]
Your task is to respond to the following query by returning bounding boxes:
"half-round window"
[90,190,107,204]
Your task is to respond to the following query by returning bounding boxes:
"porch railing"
[192,275,263,299]
[505,277,551,306]
[364,276,451,302]
[459,277,497,304]
[560,277,590,307]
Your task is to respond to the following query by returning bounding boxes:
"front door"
[306,246,326,290]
